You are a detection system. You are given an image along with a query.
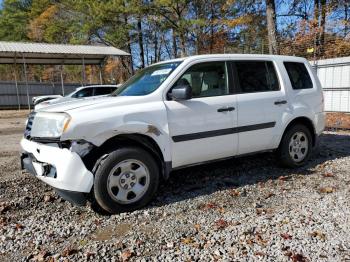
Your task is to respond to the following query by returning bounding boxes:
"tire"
[277,124,313,168]
[93,147,159,214]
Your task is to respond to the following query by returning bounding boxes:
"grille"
[24,112,36,139]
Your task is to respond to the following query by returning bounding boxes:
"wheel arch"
[280,116,316,147]
[82,133,171,180]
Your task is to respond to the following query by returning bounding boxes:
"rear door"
[232,60,288,154]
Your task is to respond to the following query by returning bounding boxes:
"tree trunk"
[345,2,349,37]
[319,0,326,56]
[137,15,145,68]
[266,0,278,54]
[123,14,133,75]
[154,31,158,63]
[172,29,178,58]
[314,0,319,23]
[179,32,186,57]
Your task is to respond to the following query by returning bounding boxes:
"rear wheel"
[93,147,159,214]
[278,124,312,167]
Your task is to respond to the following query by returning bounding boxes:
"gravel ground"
[0,110,349,261]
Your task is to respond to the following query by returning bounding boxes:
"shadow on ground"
[153,132,350,206]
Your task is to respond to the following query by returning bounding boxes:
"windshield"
[112,62,181,96]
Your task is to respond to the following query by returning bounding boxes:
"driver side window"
[173,62,229,98]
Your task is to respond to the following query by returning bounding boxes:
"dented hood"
[36,95,147,113]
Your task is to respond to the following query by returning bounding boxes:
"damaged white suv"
[21,54,325,214]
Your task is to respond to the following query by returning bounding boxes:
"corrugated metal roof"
[0,41,130,65]
[0,41,129,56]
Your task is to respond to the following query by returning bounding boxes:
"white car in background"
[34,85,118,109]
[32,95,62,106]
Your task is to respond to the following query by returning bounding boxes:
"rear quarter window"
[284,62,313,90]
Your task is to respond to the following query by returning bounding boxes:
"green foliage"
[0,0,32,41]
[0,0,348,82]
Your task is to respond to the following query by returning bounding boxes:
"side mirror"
[171,84,192,100]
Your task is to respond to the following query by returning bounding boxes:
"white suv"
[20,54,325,214]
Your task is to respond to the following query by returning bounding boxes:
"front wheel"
[277,124,312,167]
[93,147,159,214]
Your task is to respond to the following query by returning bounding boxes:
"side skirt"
[170,149,275,171]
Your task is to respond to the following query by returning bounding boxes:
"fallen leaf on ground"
[15,223,24,230]
[61,246,78,257]
[291,253,307,262]
[246,238,254,245]
[278,176,291,181]
[218,207,226,213]
[44,195,54,203]
[280,233,292,240]
[181,237,195,244]
[194,224,201,231]
[265,192,275,199]
[214,219,229,229]
[121,249,133,261]
[198,202,218,210]
[309,230,326,240]
[255,251,265,256]
[32,250,49,262]
[323,172,335,178]
[255,233,268,246]
[229,189,241,197]
[319,187,335,193]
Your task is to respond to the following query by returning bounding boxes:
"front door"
[164,61,238,168]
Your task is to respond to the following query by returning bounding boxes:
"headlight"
[31,112,71,138]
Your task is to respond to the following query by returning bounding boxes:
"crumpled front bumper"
[20,138,94,205]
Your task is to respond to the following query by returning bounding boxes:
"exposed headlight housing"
[31,112,71,138]
[70,140,94,157]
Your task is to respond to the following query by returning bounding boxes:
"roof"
[75,85,118,90]
[154,54,307,65]
[0,41,130,65]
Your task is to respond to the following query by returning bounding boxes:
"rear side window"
[284,62,313,90]
[235,61,279,93]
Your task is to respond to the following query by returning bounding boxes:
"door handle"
[217,106,235,112]
[274,100,287,105]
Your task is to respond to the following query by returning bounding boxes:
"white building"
[311,56,350,113]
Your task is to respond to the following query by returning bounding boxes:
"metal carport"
[0,41,130,110]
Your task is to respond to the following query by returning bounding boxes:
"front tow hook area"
[21,153,37,176]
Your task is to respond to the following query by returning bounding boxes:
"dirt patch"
[0,110,26,181]
[326,112,350,129]
[0,110,29,119]
[92,223,132,241]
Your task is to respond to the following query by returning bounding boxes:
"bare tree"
[137,15,145,68]
[266,0,279,54]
